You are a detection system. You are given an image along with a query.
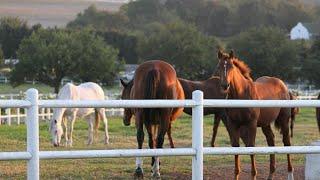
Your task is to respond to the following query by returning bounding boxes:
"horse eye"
[54,120,57,124]
[55,130,57,134]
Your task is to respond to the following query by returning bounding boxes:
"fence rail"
[0,89,320,180]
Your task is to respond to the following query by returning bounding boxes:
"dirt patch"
[166,163,304,180]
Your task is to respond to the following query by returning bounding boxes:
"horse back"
[255,76,289,100]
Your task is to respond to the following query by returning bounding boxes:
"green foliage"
[301,39,320,87]
[97,31,138,64]
[227,26,299,82]
[0,17,32,58]
[137,21,221,80]
[67,5,129,32]
[11,29,120,93]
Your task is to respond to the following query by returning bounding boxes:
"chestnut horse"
[178,77,228,147]
[216,50,292,180]
[121,60,184,179]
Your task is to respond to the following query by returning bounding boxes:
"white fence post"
[26,89,39,180]
[6,108,11,126]
[192,90,203,180]
[17,108,20,125]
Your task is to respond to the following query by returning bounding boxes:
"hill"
[0,0,125,27]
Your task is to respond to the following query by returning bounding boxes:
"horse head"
[120,79,134,126]
[49,112,64,147]
[216,50,235,91]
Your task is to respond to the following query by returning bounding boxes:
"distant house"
[290,22,320,40]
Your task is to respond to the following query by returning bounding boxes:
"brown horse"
[316,94,320,132]
[178,77,228,147]
[120,60,184,179]
[121,79,178,149]
[216,50,293,180]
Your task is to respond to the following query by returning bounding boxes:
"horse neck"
[229,68,254,99]
[52,108,66,124]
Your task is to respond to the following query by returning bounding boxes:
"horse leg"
[281,121,294,180]
[227,122,241,180]
[262,126,276,180]
[68,112,76,147]
[87,114,94,145]
[62,117,68,146]
[167,123,174,148]
[152,122,168,179]
[99,108,109,144]
[211,114,221,147]
[134,114,144,179]
[243,124,257,180]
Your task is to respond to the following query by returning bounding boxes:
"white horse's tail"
[94,109,100,131]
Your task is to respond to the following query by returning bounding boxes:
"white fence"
[0,93,124,125]
[1,89,320,180]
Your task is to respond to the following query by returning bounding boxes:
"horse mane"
[231,58,253,81]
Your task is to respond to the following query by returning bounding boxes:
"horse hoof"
[105,139,109,144]
[287,172,294,180]
[152,172,161,179]
[134,167,144,179]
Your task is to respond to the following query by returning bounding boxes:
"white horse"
[49,82,109,147]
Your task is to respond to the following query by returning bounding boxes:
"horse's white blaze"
[49,82,109,147]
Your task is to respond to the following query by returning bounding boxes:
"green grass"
[0,108,319,179]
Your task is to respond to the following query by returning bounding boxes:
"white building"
[290,22,320,40]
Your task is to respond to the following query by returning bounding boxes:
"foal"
[216,50,292,180]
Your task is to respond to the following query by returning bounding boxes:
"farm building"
[290,22,320,40]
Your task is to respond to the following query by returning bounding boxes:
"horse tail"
[94,109,100,131]
[143,69,161,124]
[289,92,296,137]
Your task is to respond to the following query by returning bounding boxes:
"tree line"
[1,0,320,92]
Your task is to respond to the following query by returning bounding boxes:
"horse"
[49,82,109,147]
[121,77,228,148]
[316,94,320,132]
[178,77,228,147]
[120,60,184,179]
[121,79,178,149]
[215,50,293,180]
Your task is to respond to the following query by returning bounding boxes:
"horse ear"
[217,50,223,59]
[229,50,234,58]
[120,78,127,87]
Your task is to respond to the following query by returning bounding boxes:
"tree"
[67,5,129,32]
[11,29,120,93]
[301,39,320,87]
[228,26,299,82]
[0,17,32,58]
[137,21,221,80]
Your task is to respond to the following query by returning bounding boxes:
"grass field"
[0,108,318,179]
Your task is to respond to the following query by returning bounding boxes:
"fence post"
[6,108,11,126]
[26,89,39,180]
[17,108,20,125]
[192,90,203,180]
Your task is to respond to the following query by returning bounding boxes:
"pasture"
[0,108,318,179]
